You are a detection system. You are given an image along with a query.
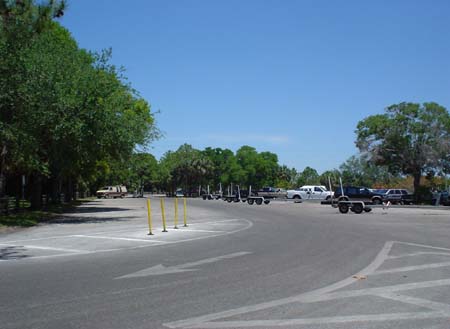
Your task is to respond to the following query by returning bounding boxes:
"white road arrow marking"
[117,251,252,279]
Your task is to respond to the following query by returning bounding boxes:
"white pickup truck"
[287,185,333,200]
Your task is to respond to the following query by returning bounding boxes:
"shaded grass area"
[0,198,95,228]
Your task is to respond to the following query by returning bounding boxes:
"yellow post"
[174,198,179,229]
[160,198,168,232]
[146,199,153,235]
[183,197,188,227]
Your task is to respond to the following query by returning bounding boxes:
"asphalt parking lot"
[1,197,450,329]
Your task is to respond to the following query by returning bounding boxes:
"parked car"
[382,189,414,205]
[334,186,383,204]
[255,187,287,199]
[96,185,127,198]
[287,185,333,200]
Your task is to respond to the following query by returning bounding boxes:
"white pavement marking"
[164,241,450,328]
[377,292,450,313]
[164,241,395,328]
[0,219,253,262]
[186,312,448,328]
[387,251,450,259]
[117,252,252,279]
[373,261,450,275]
[169,229,225,233]
[393,241,450,252]
[69,235,167,243]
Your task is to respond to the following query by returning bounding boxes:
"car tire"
[339,196,349,202]
[372,198,382,205]
[248,199,254,205]
[255,198,263,205]
[264,200,270,204]
[293,195,301,200]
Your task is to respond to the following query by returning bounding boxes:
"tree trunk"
[0,145,7,198]
[50,176,62,203]
[64,177,73,202]
[413,172,421,202]
[30,173,43,210]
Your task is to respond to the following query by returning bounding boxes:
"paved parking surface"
[1,197,450,329]
[166,240,450,328]
[0,197,251,261]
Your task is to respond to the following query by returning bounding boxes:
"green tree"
[296,166,319,186]
[339,155,394,187]
[319,169,341,189]
[0,0,66,199]
[356,102,450,193]
[159,144,213,196]
[276,165,297,189]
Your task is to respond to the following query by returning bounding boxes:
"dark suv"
[334,186,383,204]
[382,189,414,205]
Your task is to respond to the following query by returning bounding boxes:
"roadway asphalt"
[1,197,450,329]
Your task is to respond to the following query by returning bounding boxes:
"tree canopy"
[0,0,158,207]
[356,102,450,193]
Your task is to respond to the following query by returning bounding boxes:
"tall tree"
[356,102,450,193]
[0,0,66,199]
[296,166,319,186]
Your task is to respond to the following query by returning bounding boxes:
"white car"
[287,185,333,200]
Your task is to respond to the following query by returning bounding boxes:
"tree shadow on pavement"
[45,215,139,225]
[65,206,133,214]
[0,246,29,260]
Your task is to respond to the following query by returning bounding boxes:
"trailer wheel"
[352,203,363,214]
[264,200,270,204]
[255,198,263,205]
[248,199,254,205]
[364,207,372,212]
[339,203,349,214]
[227,198,232,203]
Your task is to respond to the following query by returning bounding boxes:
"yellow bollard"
[183,197,188,227]
[174,198,179,229]
[160,198,168,232]
[146,199,153,235]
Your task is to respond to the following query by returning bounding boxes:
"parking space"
[0,198,252,261]
[165,241,450,328]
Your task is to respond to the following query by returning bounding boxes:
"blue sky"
[61,0,450,173]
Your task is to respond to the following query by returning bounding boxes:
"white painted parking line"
[392,240,450,252]
[185,312,448,328]
[0,218,253,262]
[377,292,450,313]
[169,229,225,233]
[387,251,450,259]
[373,261,450,275]
[164,241,450,328]
[69,235,167,243]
